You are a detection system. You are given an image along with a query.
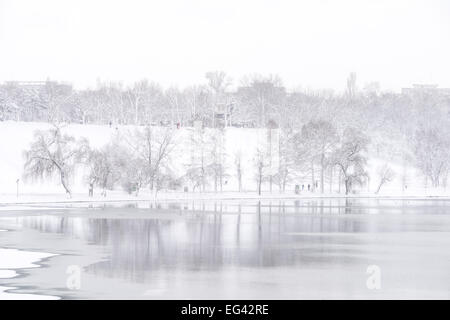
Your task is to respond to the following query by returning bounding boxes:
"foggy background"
[1,0,449,91]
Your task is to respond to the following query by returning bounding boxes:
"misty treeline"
[11,71,450,194]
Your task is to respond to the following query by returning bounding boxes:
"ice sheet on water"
[0,270,17,278]
[0,206,63,211]
[0,286,59,300]
[0,248,57,269]
[0,234,59,299]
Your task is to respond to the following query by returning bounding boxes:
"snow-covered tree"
[332,128,369,195]
[301,120,339,193]
[186,127,213,192]
[273,128,296,192]
[0,85,20,121]
[183,85,210,123]
[254,147,270,195]
[205,71,231,128]
[121,126,177,192]
[237,74,285,127]
[99,82,126,125]
[120,156,148,196]
[23,125,89,196]
[414,126,450,188]
[209,128,228,192]
[165,87,184,126]
[126,80,150,125]
[84,143,123,197]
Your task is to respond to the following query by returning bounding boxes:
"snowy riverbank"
[2,190,450,208]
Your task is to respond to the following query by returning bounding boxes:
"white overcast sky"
[0,0,449,92]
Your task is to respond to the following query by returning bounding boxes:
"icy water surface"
[1,198,450,299]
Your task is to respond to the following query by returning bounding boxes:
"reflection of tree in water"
[18,199,437,283]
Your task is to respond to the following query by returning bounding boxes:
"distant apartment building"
[3,80,73,95]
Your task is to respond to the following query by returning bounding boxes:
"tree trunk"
[214,173,218,192]
[338,171,341,193]
[345,178,350,195]
[238,172,242,192]
[258,172,262,196]
[88,182,94,197]
[320,154,325,194]
[329,166,333,194]
[375,180,383,194]
[135,183,140,197]
[311,161,315,193]
[60,170,71,197]
[150,177,154,191]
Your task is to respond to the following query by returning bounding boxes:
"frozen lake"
[1,198,450,299]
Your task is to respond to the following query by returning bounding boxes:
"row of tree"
[1,73,285,127]
[2,72,449,134]
[21,120,404,197]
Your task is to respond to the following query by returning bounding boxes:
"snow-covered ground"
[0,120,447,202]
[2,190,450,209]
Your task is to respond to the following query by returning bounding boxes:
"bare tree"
[185,166,205,192]
[301,120,339,193]
[126,80,149,125]
[234,150,243,192]
[183,85,210,123]
[27,81,74,123]
[332,128,369,195]
[120,156,148,196]
[292,130,313,187]
[187,127,212,192]
[205,71,231,128]
[73,90,96,124]
[237,74,285,127]
[375,164,395,194]
[121,126,177,192]
[254,147,269,195]
[165,87,182,126]
[0,85,20,121]
[273,128,296,192]
[209,129,228,192]
[96,81,125,125]
[23,125,88,197]
[414,126,450,188]
[84,143,123,197]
